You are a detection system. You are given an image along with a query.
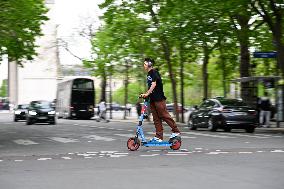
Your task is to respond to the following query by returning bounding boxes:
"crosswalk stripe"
[182,132,235,138]
[49,137,79,143]
[13,139,38,145]
[83,135,116,141]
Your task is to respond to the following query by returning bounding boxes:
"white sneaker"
[150,137,163,142]
[170,133,181,138]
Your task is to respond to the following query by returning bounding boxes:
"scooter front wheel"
[127,137,140,151]
[169,136,182,150]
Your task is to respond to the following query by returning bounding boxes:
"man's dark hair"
[144,57,155,67]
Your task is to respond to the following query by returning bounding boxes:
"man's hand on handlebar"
[140,93,149,98]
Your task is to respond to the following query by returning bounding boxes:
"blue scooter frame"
[127,97,181,151]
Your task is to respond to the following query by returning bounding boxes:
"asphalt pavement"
[0,112,283,189]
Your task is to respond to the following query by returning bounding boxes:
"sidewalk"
[0,110,10,113]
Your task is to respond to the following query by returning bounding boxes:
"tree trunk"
[179,43,185,123]
[100,71,107,102]
[124,60,129,120]
[161,40,179,122]
[236,14,251,103]
[274,26,284,76]
[221,59,227,98]
[202,44,209,100]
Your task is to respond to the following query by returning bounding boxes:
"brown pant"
[150,100,180,140]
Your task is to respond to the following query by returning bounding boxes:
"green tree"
[0,0,48,64]
[0,79,8,97]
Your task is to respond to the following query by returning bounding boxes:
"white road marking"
[271,150,284,153]
[195,148,203,150]
[238,152,253,154]
[84,135,116,142]
[110,155,128,158]
[114,153,129,155]
[38,158,52,160]
[0,160,3,162]
[165,154,189,156]
[61,157,72,160]
[14,160,23,162]
[13,139,38,145]
[100,151,118,153]
[140,154,159,157]
[49,137,79,143]
[207,152,229,155]
[183,132,235,138]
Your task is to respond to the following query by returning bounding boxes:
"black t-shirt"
[147,69,166,102]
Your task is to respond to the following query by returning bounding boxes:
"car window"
[206,101,215,108]
[219,99,247,106]
[17,104,28,109]
[30,101,51,109]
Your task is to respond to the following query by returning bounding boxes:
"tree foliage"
[87,0,283,111]
[0,0,48,64]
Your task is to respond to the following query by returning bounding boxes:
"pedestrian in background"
[258,91,272,127]
[96,99,109,122]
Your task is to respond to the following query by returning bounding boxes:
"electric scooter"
[127,96,181,151]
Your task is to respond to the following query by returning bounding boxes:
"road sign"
[253,51,277,58]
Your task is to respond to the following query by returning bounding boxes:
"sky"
[0,0,104,84]
[55,0,104,65]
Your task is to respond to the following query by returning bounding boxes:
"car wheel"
[14,118,18,122]
[187,117,197,130]
[208,118,217,132]
[26,119,32,125]
[224,126,231,132]
[245,127,255,133]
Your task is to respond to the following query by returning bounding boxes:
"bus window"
[72,79,93,89]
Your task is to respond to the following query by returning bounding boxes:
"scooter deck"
[142,141,172,147]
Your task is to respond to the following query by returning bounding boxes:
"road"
[0,113,283,189]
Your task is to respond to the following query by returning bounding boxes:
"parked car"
[26,100,56,125]
[187,98,257,133]
[166,103,188,113]
[14,104,29,122]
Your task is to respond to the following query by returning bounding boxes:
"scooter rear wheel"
[127,137,140,151]
[169,136,182,150]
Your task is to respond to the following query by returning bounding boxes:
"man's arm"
[142,81,156,98]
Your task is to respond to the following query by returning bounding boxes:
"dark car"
[14,104,29,122]
[26,100,56,125]
[166,103,188,113]
[187,98,257,133]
